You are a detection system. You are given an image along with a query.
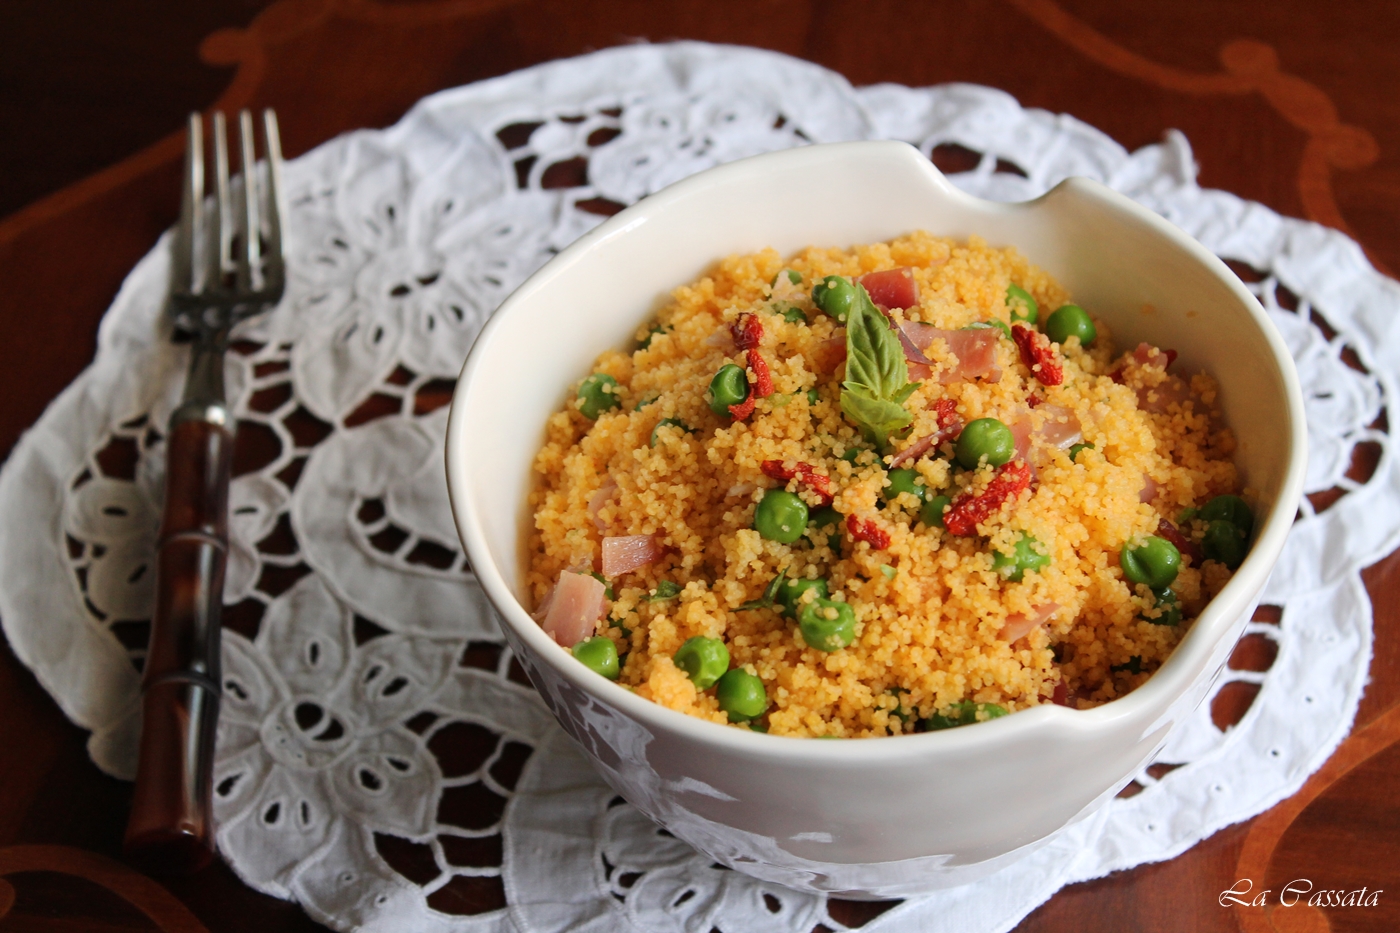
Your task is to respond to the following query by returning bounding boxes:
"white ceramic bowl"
[445,141,1306,897]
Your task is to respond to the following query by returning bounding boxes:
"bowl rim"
[446,139,1308,762]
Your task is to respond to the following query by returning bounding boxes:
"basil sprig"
[839,285,919,450]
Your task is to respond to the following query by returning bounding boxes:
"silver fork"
[125,110,286,874]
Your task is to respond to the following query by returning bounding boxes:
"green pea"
[1045,304,1097,346]
[1006,284,1038,325]
[924,700,1008,731]
[1120,535,1181,589]
[955,418,1016,470]
[716,668,768,722]
[772,268,802,286]
[577,373,621,419]
[754,489,809,543]
[1068,442,1094,462]
[798,597,857,652]
[650,418,692,447]
[1202,519,1247,569]
[812,275,857,323]
[747,721,769,733]
[1178,507,1199,524]
[839,447,867,464]
[782,306,808,324]
[1146,586,1181,626]
[572,637,620,680]
[963,319,1013,340]
[634,394,659,411]
[883,468,927,504]
[1200,495,1253,538]
[806,388,820,405]
[673,636,730,689]
[707,364,749,416]
[992,533,1051,582]
[921,494,951,528]
[776,576,829,617]
[1111,656,1143,675]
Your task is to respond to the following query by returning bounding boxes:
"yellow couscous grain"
[527,233,1244,737]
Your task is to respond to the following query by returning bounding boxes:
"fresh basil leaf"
[840,390,912,450]
[839,285,918,450]
[843,286,908,397]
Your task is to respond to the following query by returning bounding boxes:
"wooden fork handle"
[124,415,232,874]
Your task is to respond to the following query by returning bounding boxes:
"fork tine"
[236,110,260,293]
[171,113,203,296]
[261,109,286,300]
[210,112,231,294]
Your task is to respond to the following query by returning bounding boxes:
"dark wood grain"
[0,1,1395,930]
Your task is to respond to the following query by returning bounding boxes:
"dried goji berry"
[728,394,756,421]
[846,515,891,550]
[943,460,1032,537]
[748,350,774,398]
[1012,324,1064,387]
[761,459,835,505]
[731,313,763,350]
[932,397,959,427]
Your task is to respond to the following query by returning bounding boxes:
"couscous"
[526,232,1251,737]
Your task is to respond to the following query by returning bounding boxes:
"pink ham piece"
[1132,342,1176,370]
[588,478,619,532]
[1009,417,1033,464]
[888,434,936,469]
[1136,377,1193,414]
[998,603,1060,642]
[859,267,919,310]
[894,327,934,382]
[536,570,606,647]
[900,323,1001,384]
[1139,473,1159,503]
[601,534,665,578]
[1035,404,1083,449]
[888,401,963,468]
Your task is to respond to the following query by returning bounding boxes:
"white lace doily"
[1,42,1394,933]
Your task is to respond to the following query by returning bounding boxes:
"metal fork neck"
[171,339,230,428]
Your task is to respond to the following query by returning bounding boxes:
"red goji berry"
[932,397,959,427]
[943,460,1032,537]
[1012,324,1064,387]
[728,394,756,421]
[761,460,835,505]
[846,515,891,550]
[731,313,763,350]
[748,350,774,398]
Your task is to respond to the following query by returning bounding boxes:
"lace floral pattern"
[0,43,1394,933]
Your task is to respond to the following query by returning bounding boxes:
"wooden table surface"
[0,2,1396,930]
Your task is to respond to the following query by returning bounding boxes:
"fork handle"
[124,412,232,874]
